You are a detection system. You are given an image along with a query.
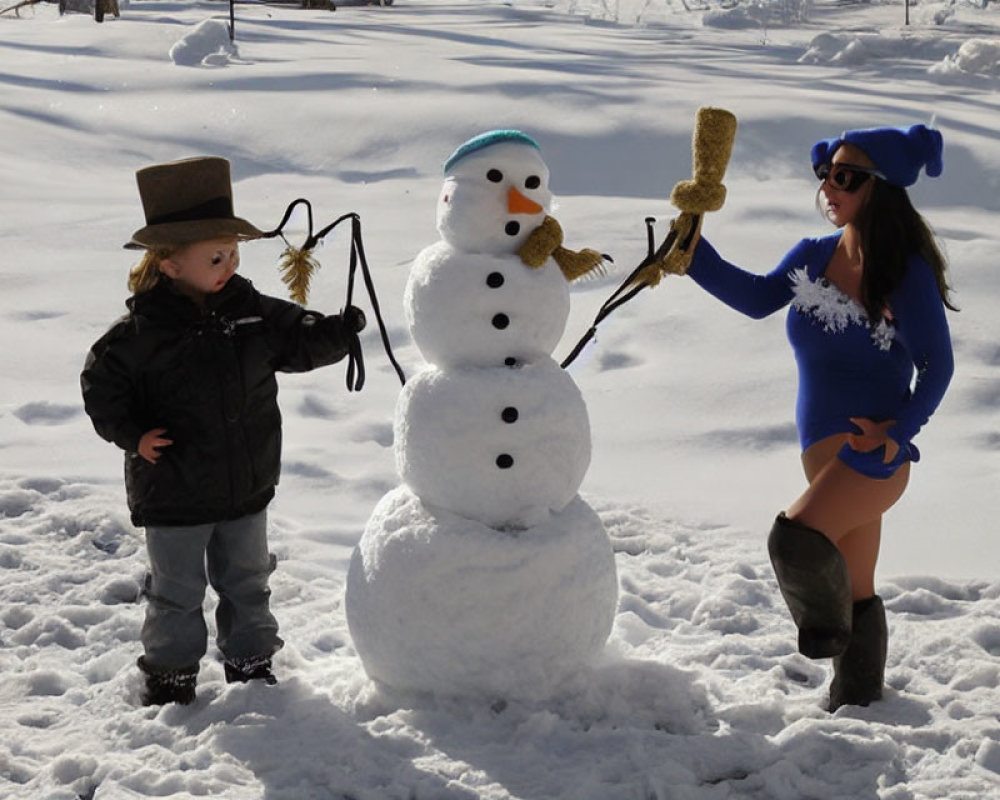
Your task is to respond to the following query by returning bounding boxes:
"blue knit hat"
[443,130,540,174]
[811,124,943,188]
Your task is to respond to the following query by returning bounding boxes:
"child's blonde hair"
[127,248,172,295]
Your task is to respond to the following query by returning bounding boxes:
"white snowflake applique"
[789,268,894,352]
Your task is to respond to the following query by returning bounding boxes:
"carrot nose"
[508,187,543,215]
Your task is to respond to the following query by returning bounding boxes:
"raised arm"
[686,236,816,320]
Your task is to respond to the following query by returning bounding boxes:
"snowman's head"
[437,131,552,255]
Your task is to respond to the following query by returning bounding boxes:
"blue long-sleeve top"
[686,233,954,454]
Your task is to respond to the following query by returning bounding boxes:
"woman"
[678,124,955,710]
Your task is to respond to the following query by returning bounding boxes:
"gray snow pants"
[141,510,282,671]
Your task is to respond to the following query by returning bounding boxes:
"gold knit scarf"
[517,216,606,281]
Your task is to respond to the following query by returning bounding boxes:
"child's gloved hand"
[342,305,366,333]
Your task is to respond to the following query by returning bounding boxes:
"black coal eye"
[525,175,541,190]
[487,169,503,183]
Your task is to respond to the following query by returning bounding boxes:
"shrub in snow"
[59,0,94,13]
[703,5,767,29]
[169,19,238,68]
[704,0,813,29]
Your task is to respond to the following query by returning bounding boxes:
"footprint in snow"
[350,421,393,448]
[598,350,642,371]
[971,623,1000,657]
[13,401,81,426]
[298,394,341,420]
[6,310,66,322]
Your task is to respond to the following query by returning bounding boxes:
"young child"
[81,156,366,706]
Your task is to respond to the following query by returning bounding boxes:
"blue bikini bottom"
[837,441,919,480]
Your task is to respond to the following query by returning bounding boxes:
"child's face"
[160,237,240,300]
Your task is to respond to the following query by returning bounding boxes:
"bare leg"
[787,457,908,540]
[836,521,881,601]
[787,434,907,595]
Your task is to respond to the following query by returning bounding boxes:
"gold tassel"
[518,216,607,282]
[278,246,320,305]
[552,246,606,282]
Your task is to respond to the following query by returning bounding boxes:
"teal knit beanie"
[443,130,541,174]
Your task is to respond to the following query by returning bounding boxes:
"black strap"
[263,201,406,392]
[560,216,687,369]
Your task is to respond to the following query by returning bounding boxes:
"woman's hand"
[138,428,173,464]
[847,417,899,463]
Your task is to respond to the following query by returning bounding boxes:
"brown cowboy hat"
[124,156,264,250]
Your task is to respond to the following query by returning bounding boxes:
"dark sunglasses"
[814,162,885,193]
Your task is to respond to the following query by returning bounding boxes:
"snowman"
[345,131,618,700]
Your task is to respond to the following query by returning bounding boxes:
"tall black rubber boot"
[828,595,887,712]
[767,513,852,659]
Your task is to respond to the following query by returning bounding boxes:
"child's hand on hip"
[139,428,173,464]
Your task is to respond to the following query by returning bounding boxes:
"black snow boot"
[767,513,853,659]
[828,595,887,712]
[224,655,278,686]
[138,656,198,706]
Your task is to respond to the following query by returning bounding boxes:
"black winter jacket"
[81,275,353,527]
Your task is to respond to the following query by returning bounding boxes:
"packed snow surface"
[2,0,999,798]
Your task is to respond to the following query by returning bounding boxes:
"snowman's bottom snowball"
[346,486,618,699]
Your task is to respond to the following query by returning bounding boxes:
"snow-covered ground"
[1,1,998,797]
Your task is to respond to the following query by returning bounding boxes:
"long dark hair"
[854,180,956,321]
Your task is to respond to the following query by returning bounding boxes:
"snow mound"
[799,32,880,65]
[169,19,239,67]
[703,5,768,30]
[799,30,960,68]
[799,29,1000,80]
[930,37,1000,78]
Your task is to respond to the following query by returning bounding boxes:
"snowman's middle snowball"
[395,357,591,529]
